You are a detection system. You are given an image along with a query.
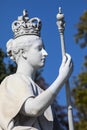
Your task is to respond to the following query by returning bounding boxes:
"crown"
[12,10,42,38]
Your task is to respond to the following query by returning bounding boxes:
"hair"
[6,35,42,63]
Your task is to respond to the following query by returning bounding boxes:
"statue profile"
[0,10,73,130]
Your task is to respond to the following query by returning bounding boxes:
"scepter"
[56,7,74,130]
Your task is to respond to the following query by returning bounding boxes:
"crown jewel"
[12,10,42,38]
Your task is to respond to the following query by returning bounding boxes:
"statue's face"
[26,38,48,69]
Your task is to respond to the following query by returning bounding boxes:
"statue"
[0,10,73,130]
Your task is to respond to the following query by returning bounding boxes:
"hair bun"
[6,39,14,57]
[6,39,13,51]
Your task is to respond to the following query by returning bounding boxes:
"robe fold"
[0,74,53,130]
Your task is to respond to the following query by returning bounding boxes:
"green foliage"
[74,11,87,48]
[0,48,8,82]
[0,48,16,83]
[73,10,87,129]
[72,58,87,129]
[75,120,87,130]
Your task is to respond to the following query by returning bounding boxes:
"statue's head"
[6,10,47,66]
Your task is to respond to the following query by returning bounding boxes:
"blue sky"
[0,0,87,105]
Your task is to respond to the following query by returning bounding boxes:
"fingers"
[65,53,71,62]
[59,53,73,80]
[62,53,73,70]
[61,55,66,67]
[64,53,72,65]
[65,53,73,73]
[61,53,71,66]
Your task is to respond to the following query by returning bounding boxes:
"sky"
[0,0,87,105]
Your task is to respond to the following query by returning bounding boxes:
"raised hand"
[59,53,73,82]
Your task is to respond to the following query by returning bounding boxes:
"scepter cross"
[56,7,74,130]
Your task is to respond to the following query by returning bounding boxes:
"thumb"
[61,55,67,66]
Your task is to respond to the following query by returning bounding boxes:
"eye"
[38,46,42,51]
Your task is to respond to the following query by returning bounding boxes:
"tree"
[72,57,87,130]
[72,11,87,130]
[0,48,16,83]
[0,48,7,82]
[74,11,87,48]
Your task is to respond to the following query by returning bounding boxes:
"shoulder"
[1,74,37,97]
[6,74,31,86]
[1,74,23,83]
[1,74,31,93]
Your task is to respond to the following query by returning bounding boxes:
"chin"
[38,64,45,69]
[41,62,45,67]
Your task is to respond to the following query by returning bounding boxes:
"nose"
[42,48,48,57]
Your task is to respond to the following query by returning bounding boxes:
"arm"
[21,53,73,117]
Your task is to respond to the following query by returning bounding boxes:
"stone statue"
[0,10,73,130]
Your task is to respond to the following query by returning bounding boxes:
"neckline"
[16,72,36,85]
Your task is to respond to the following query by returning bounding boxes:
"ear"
[22,51,28,60]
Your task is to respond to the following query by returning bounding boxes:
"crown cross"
[12,10,42,38]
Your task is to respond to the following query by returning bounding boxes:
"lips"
[41,58,46,62]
